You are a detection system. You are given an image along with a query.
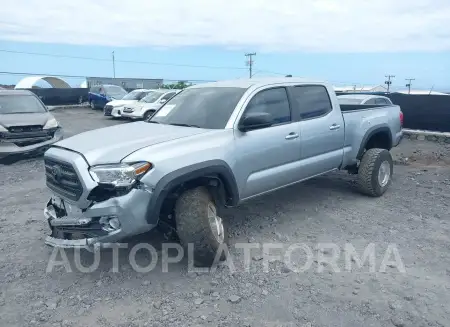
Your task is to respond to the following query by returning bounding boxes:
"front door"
[233,87,302,199]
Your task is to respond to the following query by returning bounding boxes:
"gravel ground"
[1,108,449,327]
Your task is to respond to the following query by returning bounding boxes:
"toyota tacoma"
[43,78,403,265]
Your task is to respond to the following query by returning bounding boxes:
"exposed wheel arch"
[357,127,393,160]
[145,161,239,225]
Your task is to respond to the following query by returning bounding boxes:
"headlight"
[89,162,152,187]
[43,118,59,129]
[0,125,7,132]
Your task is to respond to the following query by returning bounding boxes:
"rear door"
[89,86,100,105]
[234,86,302,199]
[290,85,345,178]
[98,87,108,107]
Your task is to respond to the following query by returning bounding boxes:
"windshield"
[149,87,246,129]
[0,95,47,114]
[337,98,364,104]
[122,90,149,100]
[140,91,164,103]
[104,85,128,99]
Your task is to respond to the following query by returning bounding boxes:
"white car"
[337,94,393,105]
[103,89,155,118]
[121,89,179,120]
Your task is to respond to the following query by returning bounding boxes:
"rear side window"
[291,85,332,119]
[245,87,291,125]
[364,99,377,105]
[376,98,391,105]
[161,92,176,101]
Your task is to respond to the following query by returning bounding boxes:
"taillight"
[399,111,404,127]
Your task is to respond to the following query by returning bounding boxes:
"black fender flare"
[145,160,239,224]
[357,125,393,159]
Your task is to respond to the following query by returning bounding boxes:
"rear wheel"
[357,148,393,197]
[175,186,228,266]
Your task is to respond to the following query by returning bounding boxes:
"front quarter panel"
[123,129,237,194]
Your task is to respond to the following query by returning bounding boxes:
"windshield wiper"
[168,123,200,128]
[146,120,160,124]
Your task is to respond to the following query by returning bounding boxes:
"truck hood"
[0,112,53,129]
[106,100,138,107]
[53,122,211,165]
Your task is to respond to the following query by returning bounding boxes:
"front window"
[122,90,149,100]
[104,85,127,99]
[150,87,246,129]
[0,95,47,114]
[140,91,164,103]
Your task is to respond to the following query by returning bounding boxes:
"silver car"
[0,90,63,163]
[337,94,393,105]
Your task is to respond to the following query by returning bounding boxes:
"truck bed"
[339,104,391,112]
[340,104,403,169]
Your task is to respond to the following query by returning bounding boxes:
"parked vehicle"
[337,94,393,105]
[0,90,63,163]
[121,89,179,120]
[104,89,155,118]
[42,78,403,265]
[88,84,128,110]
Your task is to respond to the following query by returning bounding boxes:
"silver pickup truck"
[43,77,403,265]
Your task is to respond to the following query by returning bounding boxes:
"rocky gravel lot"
[1,108,449,327]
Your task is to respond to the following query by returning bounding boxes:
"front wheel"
[143,110,155,121]
[175,186,228,266]
[357,148,393,197]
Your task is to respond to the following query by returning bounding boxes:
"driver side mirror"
[159,99,167,104]
[239,112,273,132]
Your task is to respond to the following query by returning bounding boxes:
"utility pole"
[112,51,116,78]
[245,53,256,78]
[384,75,395,93]
[405,78,415,94]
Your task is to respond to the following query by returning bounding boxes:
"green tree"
[161,81,192,89]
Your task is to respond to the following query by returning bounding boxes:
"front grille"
[8,125,43,133]
[45,158,83,201]
[14,139,48,147]
[0,125,55,146]
[104,105,113,116]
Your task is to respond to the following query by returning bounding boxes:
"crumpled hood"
[53,122,211,165]
[0,112,53,128]
[106,100,138,107]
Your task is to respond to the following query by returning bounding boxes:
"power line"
[384,74,395,93]
[0,49,248,71]
[405,78,415,94]
[245,52,256,78]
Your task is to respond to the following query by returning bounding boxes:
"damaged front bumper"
[44,188,157,249]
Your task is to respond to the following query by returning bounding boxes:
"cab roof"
[188,77,327,89]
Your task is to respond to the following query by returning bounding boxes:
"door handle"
[285,132,299,140]
[329,124,341,130]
